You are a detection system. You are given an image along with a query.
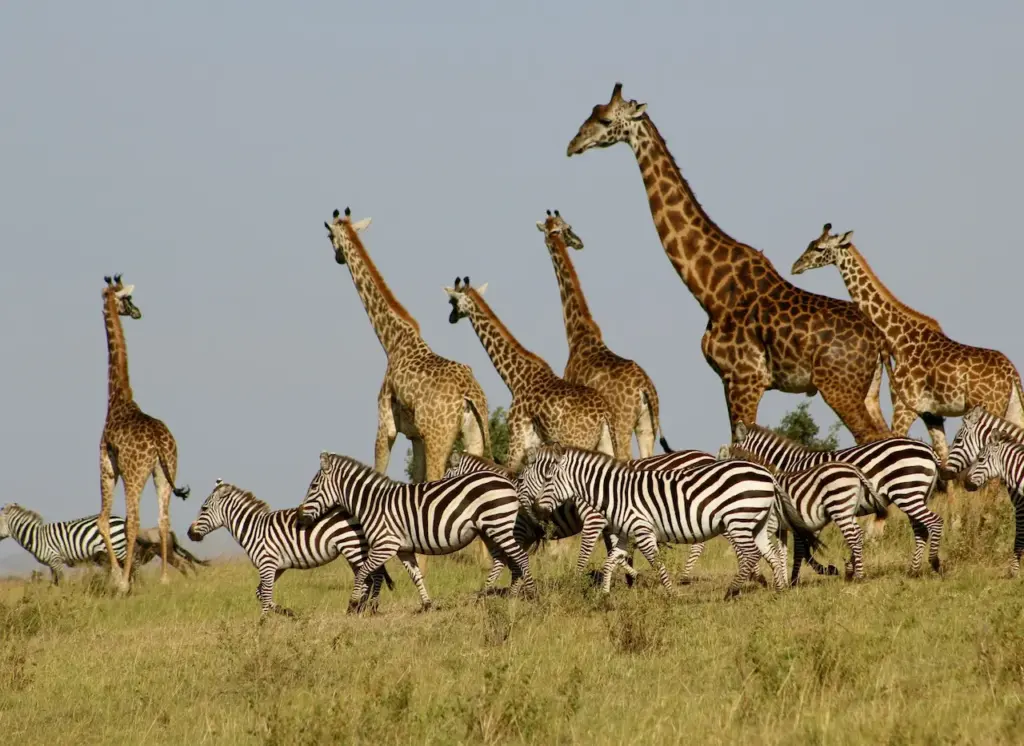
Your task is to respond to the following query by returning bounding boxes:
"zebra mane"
[452,452,516,479]
[219,484,272,514]
[1,503,44,525]
[727,445,780,474]
[742,423,814,454]
[974,408,1024,442]
[326,453,402,487]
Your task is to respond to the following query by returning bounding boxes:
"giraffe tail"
[464,379,493,460]
[659,437,673,453]
[158,453,191,500]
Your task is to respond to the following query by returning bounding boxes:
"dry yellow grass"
[1,482,1023,745]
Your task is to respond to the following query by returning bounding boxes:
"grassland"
[2,483,1023,745]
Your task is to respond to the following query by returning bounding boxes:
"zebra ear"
[716,445,731,460]
[523,447,537,465]
[320,451,331,470]
[732,422,748,442]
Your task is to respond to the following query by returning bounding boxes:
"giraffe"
[565,83,913,446]
[323,208,492,483]
[445,277,618,471]
[536,209,664,459]
[792,223,1024,469]
[97,275,190,593]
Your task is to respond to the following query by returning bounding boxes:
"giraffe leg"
[119,472,147,594]
[373,382,398,475]
[503,408,534,473]
[816,375,890,445]
[98,442,121,578]
[410,438,427,483]
[921,413,949,473]
[635,393,657,459]
[722,379,766,437]
[864,359,890,435]
[460,400,486,458]
[152,466,173,585]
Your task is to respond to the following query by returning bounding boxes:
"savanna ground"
[2,483,1024,745]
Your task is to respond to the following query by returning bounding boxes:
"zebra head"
[532,446,573,518]
[518,445,562,511]
[946,407,988,477]
[188,480,232,541]
[297,452,344,529]
[965,431,1012,492]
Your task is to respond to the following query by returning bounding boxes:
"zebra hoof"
[824,565,840,576]
[586,570,604,587]
[723,588,741,601]
[417,601,434,613]
[930,558,943,574]
[346,600,363,614]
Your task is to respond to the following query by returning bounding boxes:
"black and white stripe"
[299,452,533,611]
[965,432,1024,576]
[0,503,128,584]
[947,406,1024,477]
[186,480,394,617]
[531,446,793,598]
[732,422,942,575]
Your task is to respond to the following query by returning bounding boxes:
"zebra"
[531,445,819,598]
[964,431,1024,576]
[298,452,533,611]
[0,503,193,584]
[947,406,1024,479]
[186,479,394,617]
[731,422,943,575]
[719,444,884,583]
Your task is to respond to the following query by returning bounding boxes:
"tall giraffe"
[324,208,492,482]
[446,277,618,471]
[792,223,1024,467]
[537,209,663,458]
[566,83,909,444]
[97,275,190,593]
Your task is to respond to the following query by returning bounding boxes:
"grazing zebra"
[719,444,884,583]
[298,452,533,611]
[0,503,149,584]
[531,445,817,598]
[186,480,394,617]
[947,406,1024,478]
[731,422,943,575]
[965,432,1024,576]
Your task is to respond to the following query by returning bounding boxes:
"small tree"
[773,401,840,451]
[404,406,510,481]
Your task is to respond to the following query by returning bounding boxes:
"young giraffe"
[97,275,190,593]
[323,208,492,482]
[565,83,909,445]
[446,277,618,471]
[793,223,1024,469]
[537,209,664,458]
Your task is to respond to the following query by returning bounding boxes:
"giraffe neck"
[630,116,781,318]
[461,291,553,395]
[102,294,134,412]
[832,245,933,350]
[544,233,603,353]
[339,228,426,357]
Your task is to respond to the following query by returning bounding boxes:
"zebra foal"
[299,452,534,612]
[187,480,393,617]
[965,432,1024,576]
[947,406,1024,479]
[531,445,815,598]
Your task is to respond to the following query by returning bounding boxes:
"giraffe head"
[566,83,648,157]
[445,276,488,325]
[102,274,142,319]
[536,209,584,250]
[323,207,372,265]
[791,223,854,275]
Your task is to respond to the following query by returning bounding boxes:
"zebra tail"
[158,452,191,500]
[856,469,889,520]
[380,565,395,591]
[771,477,825,553]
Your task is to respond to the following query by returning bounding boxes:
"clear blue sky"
[2,2,1022,570]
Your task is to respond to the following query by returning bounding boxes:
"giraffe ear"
[630,102,648,119]
[114,284,135,298]
[838,231,854,246]
[536,221,546,232]
[443,286,457,297]
[475,282,488,296]
[350,217,372,233]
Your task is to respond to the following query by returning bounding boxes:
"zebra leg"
[725,531,760,599]
[482,526,536,599]
[892,495,943,575]
[1010,497,1024,579]
[257,566,293,619]
[604,530,637,589]
[632,527,672,591]
[351,542,400,612]
[599,547,630,594]
[575,506,607,576]
[48,564,63,586]
[679,543,706,584]
[789,535,808,586]
[753,524,786,591]
[480,558,505,595]
[396,550,433,611]
[833,515,865,581]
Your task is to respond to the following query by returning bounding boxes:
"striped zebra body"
[732,422,943,575]
[186,480,393,617]
[947,406,1024,477]
[454,449,716,584]
[0,503,128,584]
[532,446,789,598]
[300,452,533,611]
[965,433,1024,576]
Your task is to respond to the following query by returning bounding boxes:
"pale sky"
[2,2,1022,570]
